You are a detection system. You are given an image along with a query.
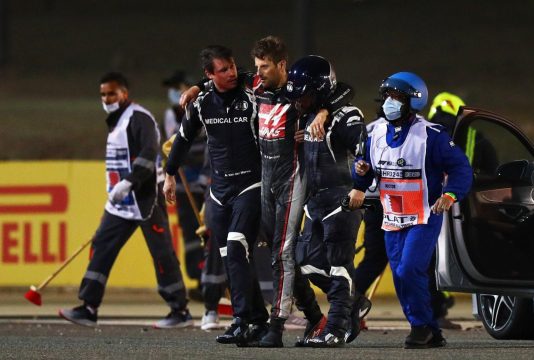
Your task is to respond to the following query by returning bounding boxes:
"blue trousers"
[385,214,442,330]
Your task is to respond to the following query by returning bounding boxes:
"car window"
[455,115,534,282]
[456,117,532,177]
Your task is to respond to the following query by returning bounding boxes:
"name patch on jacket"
[204,117,249,125]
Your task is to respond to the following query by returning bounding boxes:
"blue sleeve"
[351,136,375,191]
[430,130,473,201]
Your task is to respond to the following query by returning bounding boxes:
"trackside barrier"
[0,161,396,296]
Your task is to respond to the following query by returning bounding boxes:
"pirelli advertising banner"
[0,161,199,289]
[0,161,395,295]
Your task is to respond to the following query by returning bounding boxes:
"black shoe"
[295,315,327,347]
[404,326,446,349]
[216,318,248,344]
[259,318,285,348]
[59,305,98,327]
[345,295,372,343]
[430,330,447,347]
[153,308,194,329]
[306,332,346,348]
[236,322,269,347]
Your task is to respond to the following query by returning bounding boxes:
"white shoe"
[201,310,220,330]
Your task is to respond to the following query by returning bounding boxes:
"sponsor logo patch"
[258,103,289,140]
[286,81,293,93]
[396,158,407,167]
[234,100,249,111]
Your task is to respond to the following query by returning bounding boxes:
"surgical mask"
[102,101,120,114]
[168,88,182,105]
[382,97,404,121]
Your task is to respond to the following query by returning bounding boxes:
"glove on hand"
[109,179,132,204]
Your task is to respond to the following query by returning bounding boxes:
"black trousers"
[296,188,362,334]
[208,187,269,324]
[79,191,187,310]
[352,202,388,295]
[200,196,227,311]
[175,191,205,281]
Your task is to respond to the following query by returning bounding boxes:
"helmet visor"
[380,77,422,99]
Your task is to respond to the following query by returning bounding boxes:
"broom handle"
[177,168,204,227]
[37,238,93,291]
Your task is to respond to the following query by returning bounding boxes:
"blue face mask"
[168,88,182,105]
[382,96,404,121]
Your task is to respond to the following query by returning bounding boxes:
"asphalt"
[1,287,475,320]
[2,288,534,359]
[2,323,534,360]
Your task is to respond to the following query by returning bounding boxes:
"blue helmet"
[285,55,336,103]
[379,72,428,111]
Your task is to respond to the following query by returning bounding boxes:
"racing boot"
[306,327,346,348]
[236,322,269,347]
[345,294,372,343]
[215,317,248,344]
[295,314,327,347]
[258,317,285,348]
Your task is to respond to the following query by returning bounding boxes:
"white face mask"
[102,101,120,114]
[168,88,182,105]
[382,96,404,121]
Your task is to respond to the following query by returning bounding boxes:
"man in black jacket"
[60,72,191,329]
[164,45,269,346]
[251,36,354,347]
[286,56,371,347]
[178,36,356,347]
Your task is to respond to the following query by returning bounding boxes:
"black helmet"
[285,55,336,103]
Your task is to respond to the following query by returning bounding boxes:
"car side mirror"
[496,160,533,185]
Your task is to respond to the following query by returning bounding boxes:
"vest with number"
[370,119,431,231]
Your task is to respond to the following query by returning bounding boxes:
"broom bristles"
[24,287,42,306]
